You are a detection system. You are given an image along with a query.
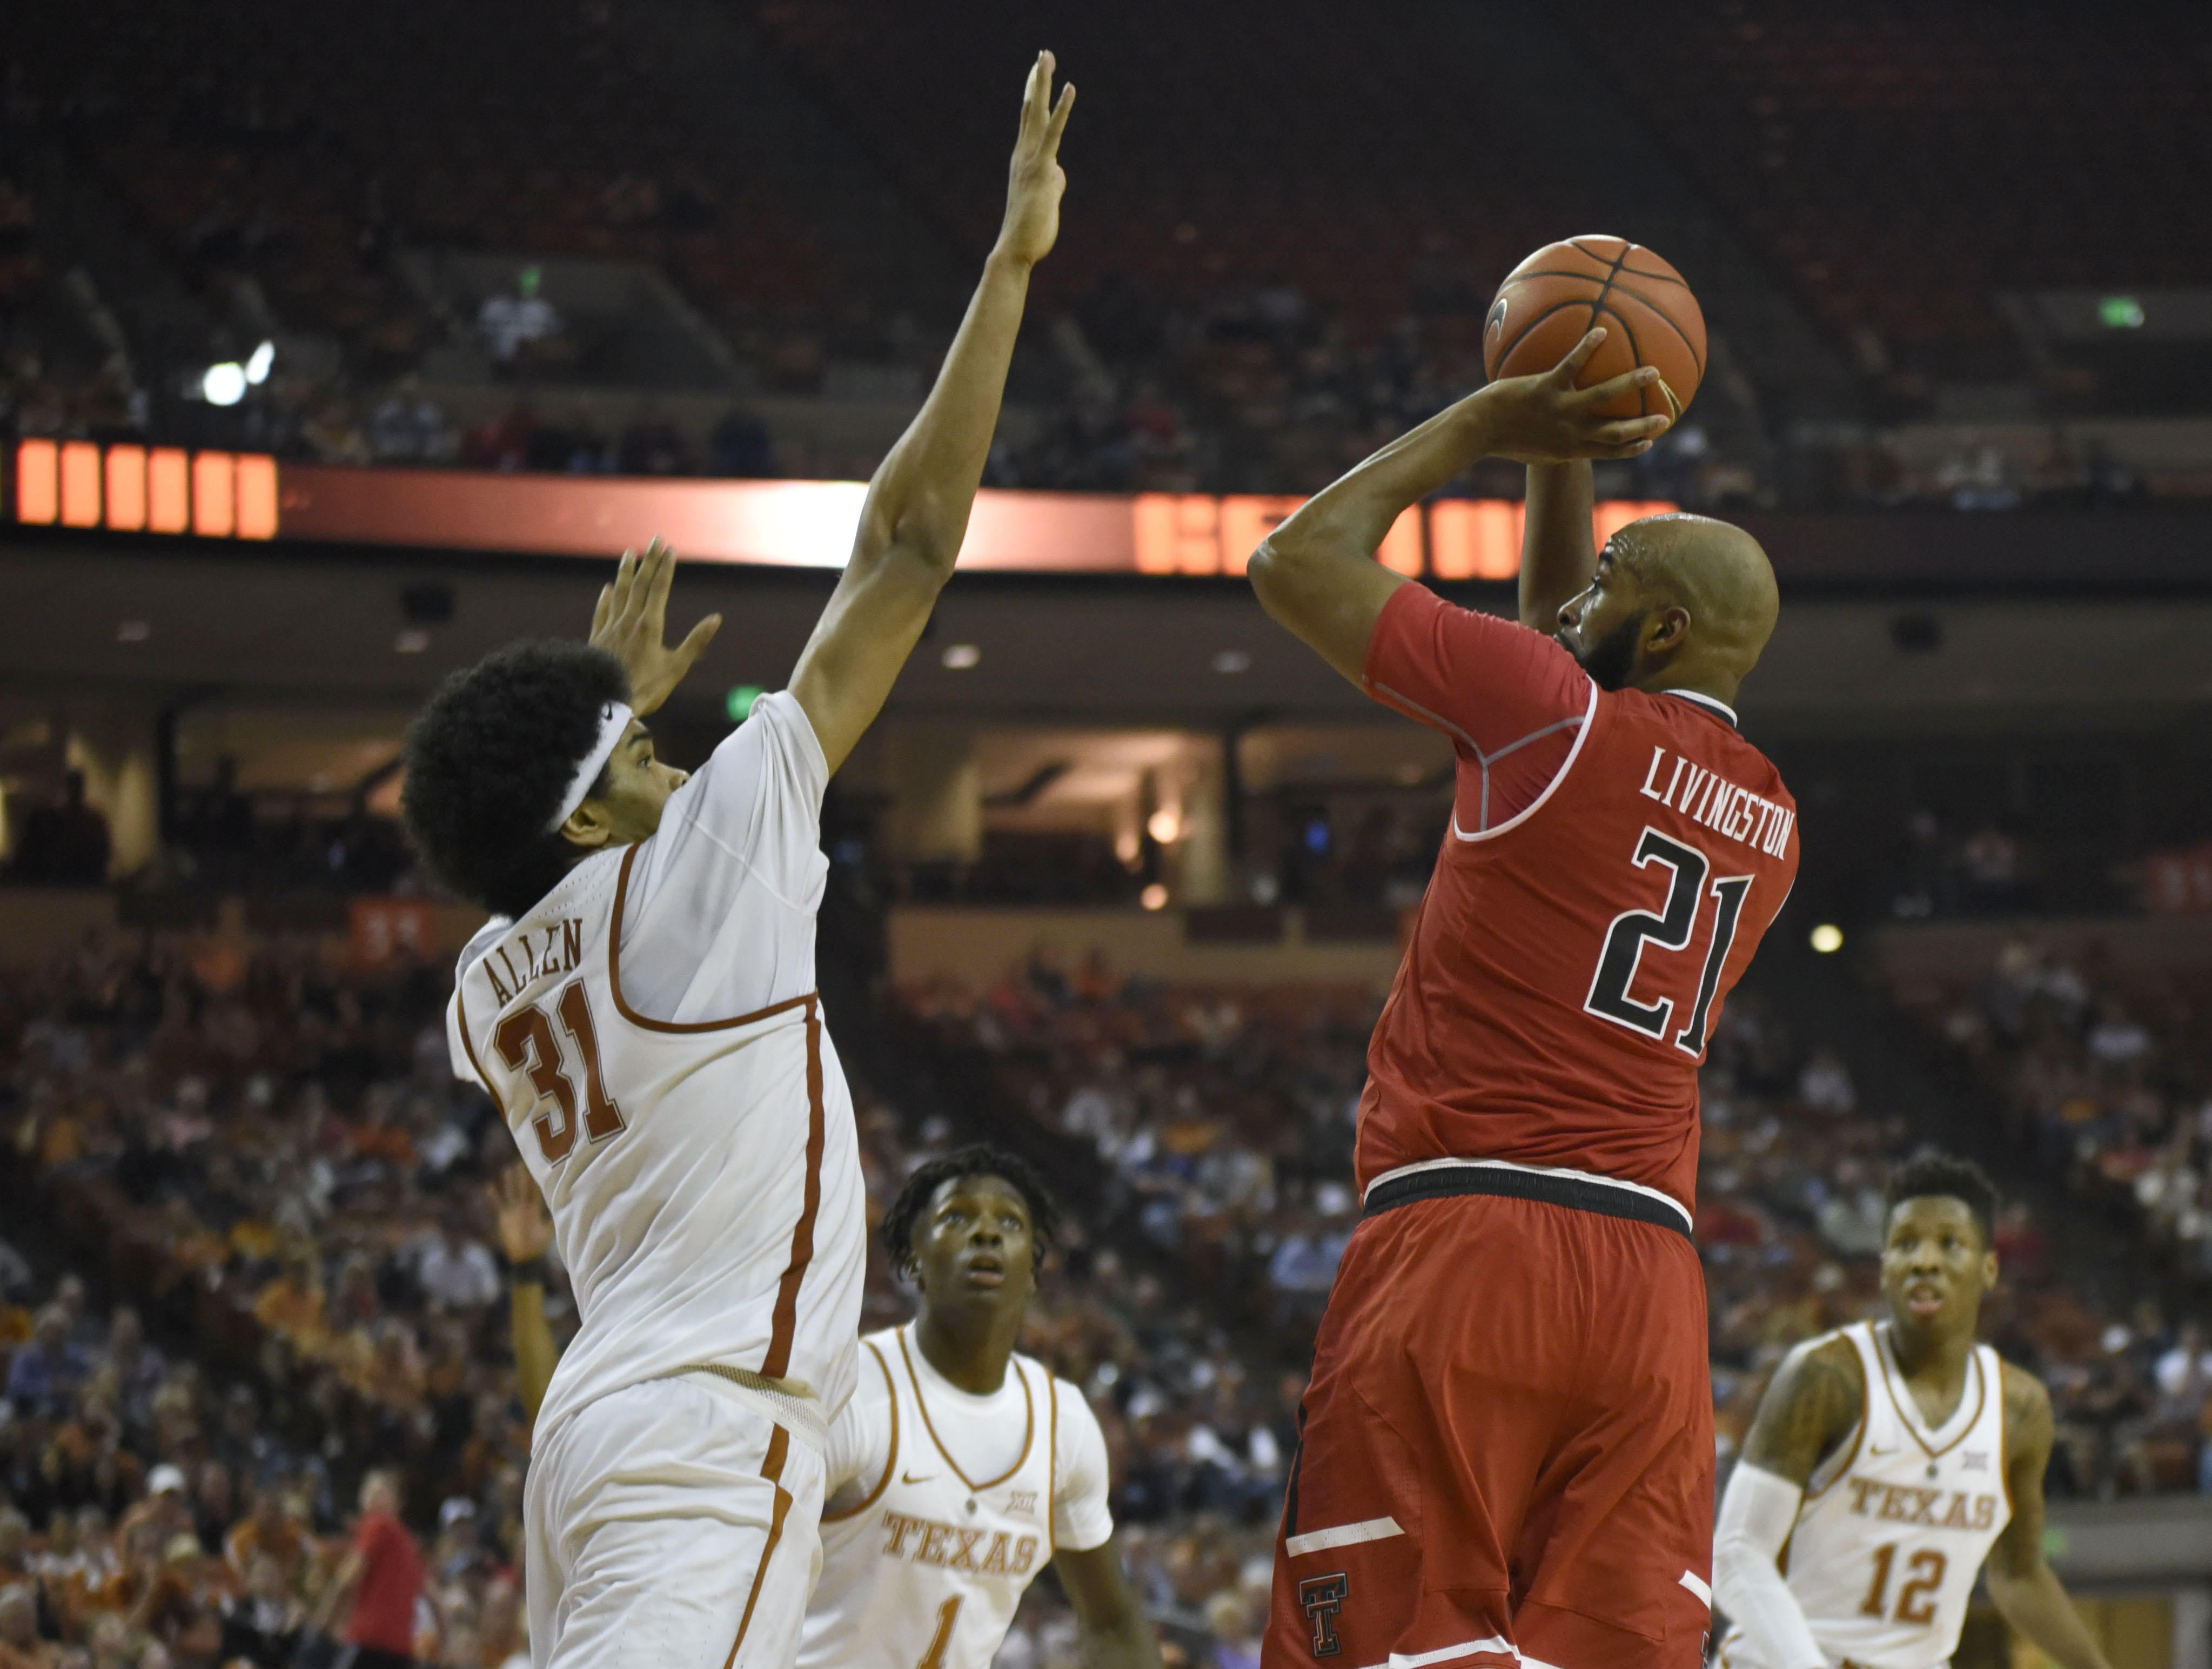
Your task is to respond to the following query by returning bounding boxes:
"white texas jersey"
[446,692,865,1442]
[799,1325,1115,1669]
[1724,1322,2012,1669]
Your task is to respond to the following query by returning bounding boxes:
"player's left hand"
[492,1165,553,1265]
[589,536,721,715]
[994,51,1075,269]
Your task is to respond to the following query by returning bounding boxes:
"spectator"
[475,269,561,375]
[0,1586,52,1669]
[411,1216,498,1313]
[367,379,456,464]
[8,1309,91,1420]
[8,776,111,888]
[222,1495,310,1590]
[216,1556,304,1669]
[316,1473,421,1669]
[1796,1049,1857,1115]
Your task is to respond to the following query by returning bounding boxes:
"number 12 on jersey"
[1584,826,1754,1058]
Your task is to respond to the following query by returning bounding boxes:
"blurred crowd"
[4,902,2211,1669]
[1891,935,2212,1493]
[0,928,1313,1667]
[902,944,2212,1512]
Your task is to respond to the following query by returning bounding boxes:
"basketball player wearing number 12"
[400,53,1076,1669]
[1713,1155,2111,1669]
[1248,329,1796,1668]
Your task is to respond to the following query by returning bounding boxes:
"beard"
[1567,609,1646,692]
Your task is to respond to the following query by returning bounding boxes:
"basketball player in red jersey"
[1246,329,1795,1669]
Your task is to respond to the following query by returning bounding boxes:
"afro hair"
[881,1143,1061,1282]
[1883,1151,1999,1250]
[401,639,631,918]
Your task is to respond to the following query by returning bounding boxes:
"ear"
[558,800,616,852]
[1645,604,1693,653]
[1982,1249,2000,1290]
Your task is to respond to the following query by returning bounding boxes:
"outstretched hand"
[588,537,721,716]
[1474,328,1674,464]
[994,51,1075,269]
[492,1165,553,1265]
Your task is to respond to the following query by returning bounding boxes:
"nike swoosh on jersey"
[901,1470,936,1484]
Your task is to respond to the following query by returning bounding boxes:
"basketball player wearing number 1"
[400,53,1076,1669]
[1248,331,1797,1667]
[1713,1155,2111,1669]
[799,1147,1162,1669]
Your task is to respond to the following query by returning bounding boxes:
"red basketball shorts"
[1264,1181,1714,1668]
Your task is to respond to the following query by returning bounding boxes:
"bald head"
[1614,515,1777,672]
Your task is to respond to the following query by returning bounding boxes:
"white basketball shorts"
[525,1373,827,1669]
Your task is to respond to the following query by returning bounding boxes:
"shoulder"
[1998,1356,2054,1450]
[1744,1331,1867,1473]
[1042,1371,1107,1457]
[740,689,828,780]
[1780,1330,1868,1399]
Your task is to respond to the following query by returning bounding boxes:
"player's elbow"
[1247,534,1309,613]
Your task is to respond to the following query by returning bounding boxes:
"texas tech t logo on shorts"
[1298,1572,1350,1658]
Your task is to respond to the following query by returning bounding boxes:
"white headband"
[546,702,635,833]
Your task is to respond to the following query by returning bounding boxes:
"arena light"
[1809,923,1845,954]
[726,684,764,722]
[2098,296,2145,330]
[1139,882,1169,911]
[1147,808,1181,844]
[201,363,247,406]
[941,644,981,669]
[245,341,276,384]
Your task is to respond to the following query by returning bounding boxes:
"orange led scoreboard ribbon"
[8,439,1670,579]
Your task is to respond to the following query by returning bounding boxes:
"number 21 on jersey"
[1584,826,1754,1057]
[493,979,626,1162]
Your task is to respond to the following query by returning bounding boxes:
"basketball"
[1483,236,1707,423]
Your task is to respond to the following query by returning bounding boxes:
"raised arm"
[1984,1368,2113,1669]
[1712,1337,1865,1669]
[493,1167,558,1423]
[788,52,1074,773]
[1246,329,1667,686]
[1519,461,1597,631]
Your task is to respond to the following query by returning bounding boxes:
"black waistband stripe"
[1362,1165,1692,1240]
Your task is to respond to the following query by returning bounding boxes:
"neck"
[1640,667,1741,708]
[1886,1315,1976,1391]
[914,1298,1022,1395]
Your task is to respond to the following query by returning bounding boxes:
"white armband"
[1713,1462,1827,1669]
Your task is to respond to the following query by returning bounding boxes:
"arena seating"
[1569,3,2212,380]
[0,929,1284,1661]
[894,950,2209,1503]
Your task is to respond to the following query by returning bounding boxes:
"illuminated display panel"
[8,441,1673,580]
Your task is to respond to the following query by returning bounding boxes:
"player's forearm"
[1076,1610,1164,1669]
[855,249,1033,577]
[510,1280,557,1422]
[1264,393,1492,573]
[1519,461,1596,630]
[1712,1463,1826,1669]
[1987,1565,2112,1669]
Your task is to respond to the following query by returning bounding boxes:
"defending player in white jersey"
[398,53,1076,1669]
[802,1145,1163,1669]
[1713,1155,2111,1669]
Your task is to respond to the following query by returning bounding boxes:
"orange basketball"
[1482,236,1706,423]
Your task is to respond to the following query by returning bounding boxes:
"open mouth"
[1904,1284,1945,1317]
[964,1254,1006,1288]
